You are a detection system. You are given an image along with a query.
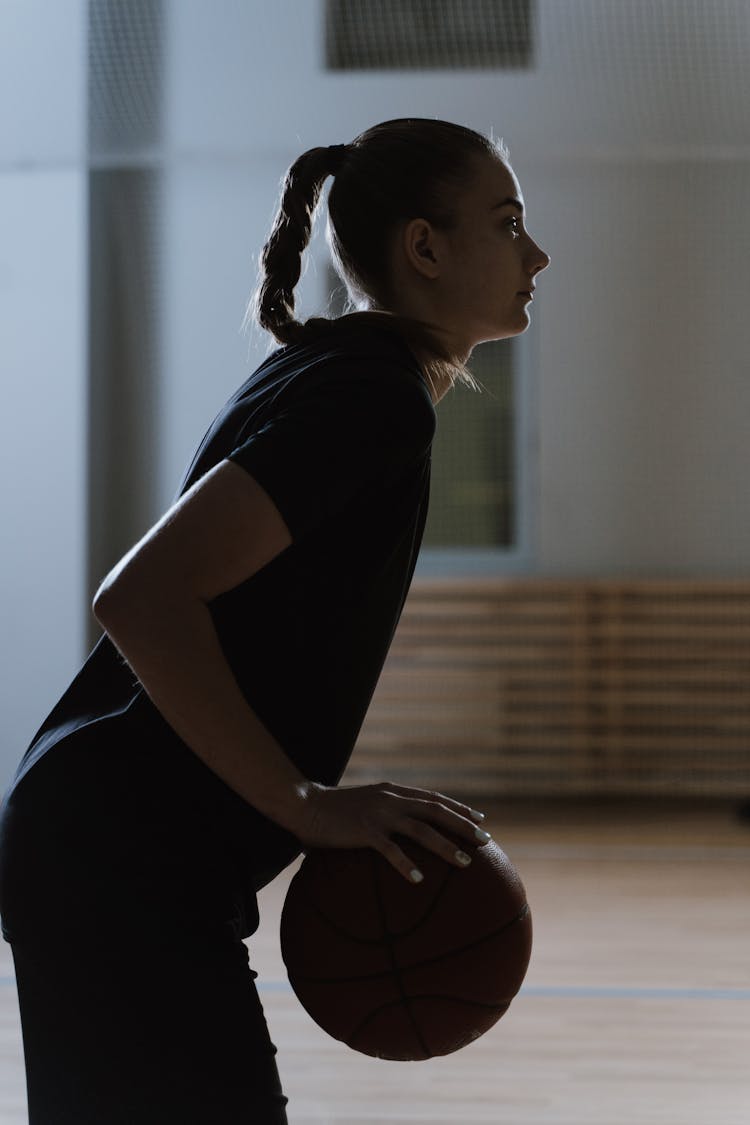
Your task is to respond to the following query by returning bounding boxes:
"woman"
[0,118,549,1123]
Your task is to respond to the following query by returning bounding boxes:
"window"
[325,0,535,71]
[322,262,528,571]
[423,339,516,549]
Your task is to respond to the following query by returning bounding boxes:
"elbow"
[92,551,149,624]
[92,574,187,629]
[92,582,116,626]
[92,576,132,627]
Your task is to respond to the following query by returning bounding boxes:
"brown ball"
[280,833,532,1060]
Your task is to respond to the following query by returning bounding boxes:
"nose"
[528,232,550,274]
[530,240,551,274]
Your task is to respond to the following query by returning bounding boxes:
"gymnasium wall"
[0,1,88,789]
[159,0,750,575]
[1,0,748,792]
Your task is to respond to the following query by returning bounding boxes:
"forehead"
[473,157,523,207]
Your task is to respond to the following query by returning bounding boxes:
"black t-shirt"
[4,321,435,898]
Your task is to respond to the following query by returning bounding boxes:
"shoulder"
[284,319,433,409]
[234,319,436,453]
[304,338,436,447]
[222,325,435,542]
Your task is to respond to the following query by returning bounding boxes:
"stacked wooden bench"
[348,579,750,798]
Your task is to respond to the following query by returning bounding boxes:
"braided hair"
[250,144,346,348]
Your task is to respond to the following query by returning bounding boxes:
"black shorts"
[0,734,291,1124]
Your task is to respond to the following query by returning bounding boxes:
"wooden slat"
[347,578,750,797]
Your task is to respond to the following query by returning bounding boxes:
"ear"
[402,218,441,280]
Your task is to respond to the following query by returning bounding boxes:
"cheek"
[486,252,516,298]
[485,235,514,274]
[465,243,504,288]
[450,236,513,304]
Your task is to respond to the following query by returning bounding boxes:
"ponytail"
[248,145,344,346]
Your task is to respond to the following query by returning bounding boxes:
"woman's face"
[440,156,551,348]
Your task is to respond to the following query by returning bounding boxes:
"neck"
[350,305,464,404]
[377,318,462,404]
[408,344,455,404]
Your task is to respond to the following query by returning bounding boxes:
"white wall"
[2,0,749,789]
[0,1,87,788]
[160,0,750,575]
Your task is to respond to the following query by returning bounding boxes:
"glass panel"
[321,261,518,551]
[423,339,516,548]
[325,0,534,71]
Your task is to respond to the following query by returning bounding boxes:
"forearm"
[94,589,315,834]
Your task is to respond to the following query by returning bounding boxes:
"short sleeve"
[226,369,435,542]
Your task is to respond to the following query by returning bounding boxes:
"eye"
[505,216,521,237]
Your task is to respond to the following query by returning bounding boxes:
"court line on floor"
[507,844,750,861]
[249,981,750,999]
[519,985,750,1000]
[0,975,746,999]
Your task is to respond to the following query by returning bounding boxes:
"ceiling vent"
[325,0,535,71]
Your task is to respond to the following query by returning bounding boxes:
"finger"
[401,818,475,869]
[389,785,487,823]
[405,798,492,848]
[375,834,425,886]
[434,792,488,822]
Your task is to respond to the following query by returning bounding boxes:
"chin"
[478,308,532,344]
[480,323,527,344]
[509,309,532,336]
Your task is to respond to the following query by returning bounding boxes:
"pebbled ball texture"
[280,833,532,1061]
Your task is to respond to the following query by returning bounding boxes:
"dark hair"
[244,118,510,392]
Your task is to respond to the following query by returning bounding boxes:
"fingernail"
[455,850,471,866]
[410,868,424,883]
[475,827,491,843]
[469,809,486,823]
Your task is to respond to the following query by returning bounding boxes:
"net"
[326,0,534,70]
[81,0,750,797]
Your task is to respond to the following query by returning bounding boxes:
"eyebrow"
[491,197,525,214]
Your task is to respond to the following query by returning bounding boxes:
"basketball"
[279,832,532,1061]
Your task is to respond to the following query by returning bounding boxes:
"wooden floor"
[0,799,748,1124]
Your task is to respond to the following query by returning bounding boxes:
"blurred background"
[2,0,750,803]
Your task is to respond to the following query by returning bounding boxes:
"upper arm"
[93,458,293,612]
[225,370,436,541]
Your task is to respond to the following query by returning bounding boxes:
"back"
[4,321,436,892]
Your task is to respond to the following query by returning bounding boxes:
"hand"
[291,780,491,884]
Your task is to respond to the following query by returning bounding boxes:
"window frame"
[415,325,538,578]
